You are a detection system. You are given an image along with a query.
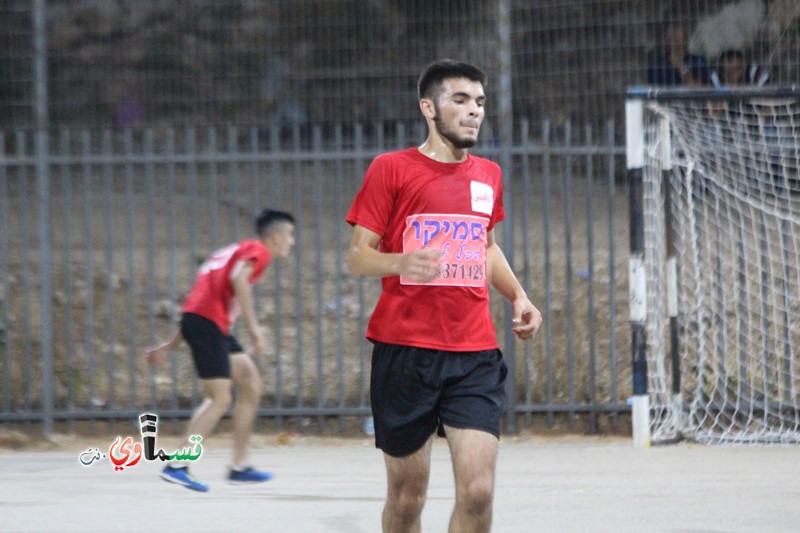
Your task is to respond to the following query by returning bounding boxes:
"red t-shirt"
[346,147,505,351]
[182,240,271,335]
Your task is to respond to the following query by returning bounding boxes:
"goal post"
[626,86,800,445]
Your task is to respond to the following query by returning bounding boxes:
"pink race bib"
[401,214,488,287]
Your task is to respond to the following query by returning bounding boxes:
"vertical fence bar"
[354,124,367,412]
[757,213,772,425]
[542,120,554,428]
[334,123,346,432]
[101,129,113,422]
[585,125,597,433]
[269,123,284,430]
[163,128,178,409]
[0,134,9,414]
[563,121,575,430]
[333,123,346,422]
[208,127,218,251]
[124,130,137,409]
[292,122,304,424]
[144,129,157,410]
[606,120,619,430]
[735,210,748,412]
[34,0,54,435]
[497,0,517,435]
[625,97,650,448]
[80,130,94,418]
[60,129,75,428]
[166,128,178,413]
[228,127,240,244]
[18,132,33,415]
[313,125,325,430]
[519,120,533,427]
[714,198,728,420]
[187,127,200,406]
[225,127,239,356]
[779,218,793,405]
[334,123,354,414]
[248,127,263,432]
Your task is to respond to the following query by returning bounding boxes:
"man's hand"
[511,297,543,341]
[398,248,440,283]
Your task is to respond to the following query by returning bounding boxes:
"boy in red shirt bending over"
[145,209,295,492]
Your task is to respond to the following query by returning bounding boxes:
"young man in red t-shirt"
[144,209,295,492]
[346,61,542,532]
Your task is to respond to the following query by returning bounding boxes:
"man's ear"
[419,98,436,120]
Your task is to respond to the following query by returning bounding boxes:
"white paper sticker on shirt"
[401,213,488,287]
[470,180,494,215]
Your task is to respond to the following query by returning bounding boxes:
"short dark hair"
[255,209,295,237]
[417,60,487,102]
[718,49,745,63]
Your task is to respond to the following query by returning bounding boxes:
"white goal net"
[640,89,800,444]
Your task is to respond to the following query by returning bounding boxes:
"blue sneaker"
[228,466,273,485]
[160,465,209,492]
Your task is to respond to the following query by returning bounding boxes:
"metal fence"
[3,1,799,130]
[0,120,629,435]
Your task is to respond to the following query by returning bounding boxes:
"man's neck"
[418,139,468,163]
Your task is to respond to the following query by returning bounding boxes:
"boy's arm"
[230,259,265,355]
[143,329,183,366]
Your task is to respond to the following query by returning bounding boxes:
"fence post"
[625,97,649,448]
[497,0,517,435]
[34,0,54,437]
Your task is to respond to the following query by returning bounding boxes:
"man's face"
[667,25,687,56]
[268,222,296,259]
[721,56,746,84]
[430,77,486,149]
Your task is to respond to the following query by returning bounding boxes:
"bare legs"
[381,427,499,533]
[179,352,262,467]
[382,435,434,533]
[446,427,499,533]
[178,378,233,454]
[229,352,263,466]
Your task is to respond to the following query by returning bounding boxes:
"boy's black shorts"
[180,312,245,379]
[370,341,507,458]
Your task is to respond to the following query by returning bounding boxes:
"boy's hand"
[144,345,169,366]
[250,328,266,356]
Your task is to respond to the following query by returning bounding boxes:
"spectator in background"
[647,22,709,87]
[710,49,769,87]
[114,91,144,129]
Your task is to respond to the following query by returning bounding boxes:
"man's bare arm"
[346,224,439,282]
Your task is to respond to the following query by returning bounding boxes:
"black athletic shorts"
[180,312,245,379]
[370,341,507,457]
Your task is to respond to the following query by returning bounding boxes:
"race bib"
[401,213,488,287]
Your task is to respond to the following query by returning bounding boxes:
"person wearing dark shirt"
[647,22,709,87]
